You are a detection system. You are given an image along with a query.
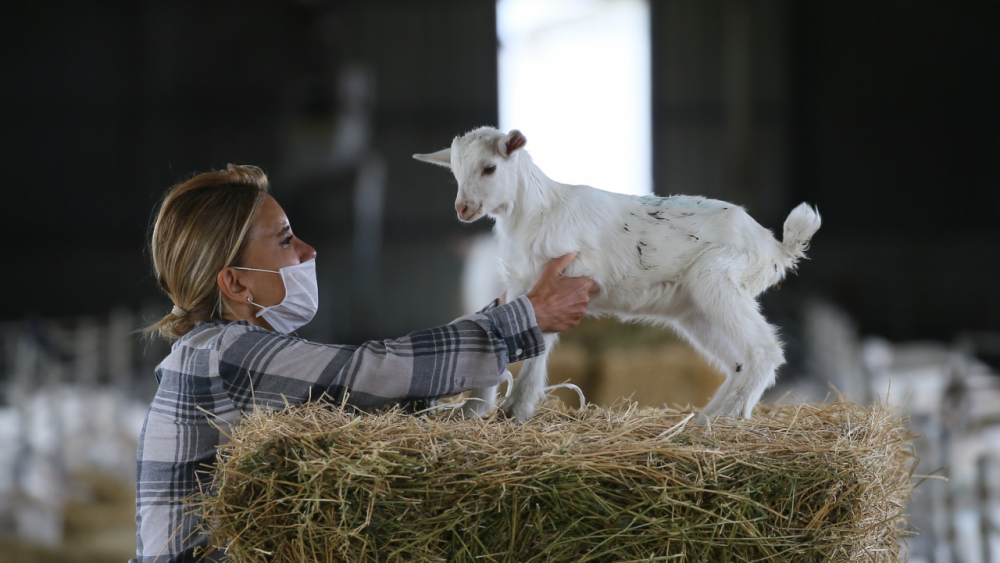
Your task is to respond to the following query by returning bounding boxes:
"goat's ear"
[413,148,452,168]
[498,130,527,158]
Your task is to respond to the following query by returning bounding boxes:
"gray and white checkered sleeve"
[216,295,545,412]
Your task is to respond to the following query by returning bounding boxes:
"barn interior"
[0,1,998,561]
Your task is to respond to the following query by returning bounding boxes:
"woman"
[132,164,596,562]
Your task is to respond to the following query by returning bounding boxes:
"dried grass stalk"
[196,398,917,563]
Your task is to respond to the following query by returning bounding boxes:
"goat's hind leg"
[680,277,785,419]
[668,308,740,414]
[501,332,559,421]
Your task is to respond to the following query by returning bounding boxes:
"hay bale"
[594,345,726,409]
[543,317,728,409]
[197,400,917,563]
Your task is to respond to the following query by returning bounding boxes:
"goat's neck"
[496,152,565,237]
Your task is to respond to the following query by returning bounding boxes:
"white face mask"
[233,259,319,335]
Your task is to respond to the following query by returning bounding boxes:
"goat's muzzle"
[456,202,483,222]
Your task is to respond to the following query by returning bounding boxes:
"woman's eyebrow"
[275,224,291,238]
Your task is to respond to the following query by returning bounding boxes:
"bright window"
[497,0,652,196]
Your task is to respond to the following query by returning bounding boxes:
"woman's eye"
[483,165,496,175]
[281,235,294,246]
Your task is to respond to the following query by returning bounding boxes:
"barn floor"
[0,472,136,563]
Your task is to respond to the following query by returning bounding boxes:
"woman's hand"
[526,254,598,333]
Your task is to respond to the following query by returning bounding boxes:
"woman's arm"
[216,295,543,412]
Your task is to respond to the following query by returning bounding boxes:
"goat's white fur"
[414,127,821,421]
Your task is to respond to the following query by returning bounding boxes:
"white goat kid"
[414,127,821,422]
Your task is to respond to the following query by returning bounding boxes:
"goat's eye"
[483,165,497,175]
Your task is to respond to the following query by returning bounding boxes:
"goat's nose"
[456,202,468,216]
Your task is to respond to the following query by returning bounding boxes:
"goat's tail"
[781,203,821,266]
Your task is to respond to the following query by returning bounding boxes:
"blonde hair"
[146,164,270,339]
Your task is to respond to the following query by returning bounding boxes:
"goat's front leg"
[460,384,498,418]
[501,332,559,421]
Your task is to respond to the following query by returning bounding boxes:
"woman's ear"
[218,267,251,303]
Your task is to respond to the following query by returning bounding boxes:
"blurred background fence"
[0,311,160,561]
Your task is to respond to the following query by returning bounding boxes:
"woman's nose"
[297,239,317,262]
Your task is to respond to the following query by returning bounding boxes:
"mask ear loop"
[245,295,270,317]
[235,267,284,316]
[233,266,280,274]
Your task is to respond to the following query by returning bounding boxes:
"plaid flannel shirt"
[131,296,543,563]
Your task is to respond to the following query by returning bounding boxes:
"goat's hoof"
[498,399,533,423]
[460,401,494,420]
[513,406,535,423]
[712,411,751,421]
[699,403,745,421]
